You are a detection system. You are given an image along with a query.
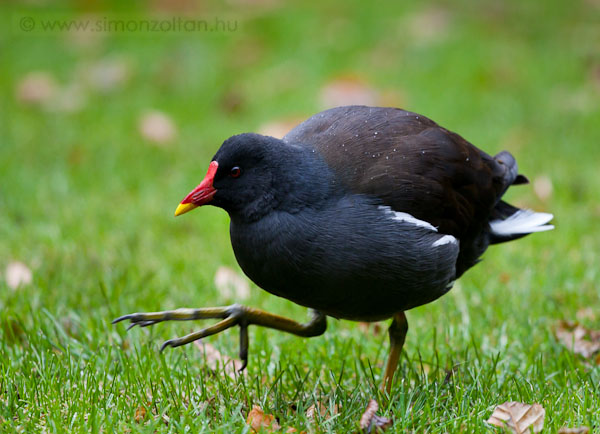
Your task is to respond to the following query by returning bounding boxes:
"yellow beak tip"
[174,203,198,217]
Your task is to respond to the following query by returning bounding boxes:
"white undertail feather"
[490,209,554,236]
[378,205,437,231]
[432,235,458,247]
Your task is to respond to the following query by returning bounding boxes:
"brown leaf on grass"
[246,406,281,432]
[306,402,324,420]
[80,57,132,93]
[214,266,250,301]
[306,401,339,420]
[258,118,305,139]
[554,320,600,359]
[134,405,147,423]
[359,400,392,433]
[284,427,306,433]
[320,76,379,109]
[17,69,88,113]
[486,402,545,434]
[16,72,57,106]
[576,308,596,322]
[193,341,244,377]
[404,6,452,43]
[63,14,106,50]
[499,272,511,284]
[52,83,87,113]
[226,34,266,69]
[220,88,245,114]
[1,316,25,345]
[558,427,590,434]
[376,88,407,109]
[533,175,553,201]
[358,322,383,336]
[5,261,33,290]
[138,110,177,145]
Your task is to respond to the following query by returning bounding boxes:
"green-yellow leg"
[113,304,327,370]
[381,311,408,394]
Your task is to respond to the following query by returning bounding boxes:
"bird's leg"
[113,305,327,370]
[381,311,408,393]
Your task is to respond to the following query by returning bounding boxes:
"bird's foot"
[113,304,326,371]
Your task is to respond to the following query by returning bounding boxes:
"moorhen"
[114,105,553,391]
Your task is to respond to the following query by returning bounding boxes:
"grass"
[1,0,599,431]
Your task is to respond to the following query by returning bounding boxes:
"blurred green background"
[1,0,599,432]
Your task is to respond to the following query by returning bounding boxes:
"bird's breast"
[229,200,459,321]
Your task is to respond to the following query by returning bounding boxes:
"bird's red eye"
[230,166,241,178]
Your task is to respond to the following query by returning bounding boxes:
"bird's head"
[174,133,328,222]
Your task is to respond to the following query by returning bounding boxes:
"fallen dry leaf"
[16,72,57,106]
[554,320,600,359]
[320,77,379,108]
[63,14,106,49]
[499,272,511,284]
[533,175,553,201]
[258,118,304,139]
[306,403,324,420]
[306,401,339,420]
[134,405,147,423]
[405,6,452,43]
[138,110,177,145]
[359,399,392,433]
[247,406,281,432]
[17,70,88,113]
[228,36,265,68]
[214,266,250,301]
[358,322,383,336]
[81,57,132,93]
[5,261,33,290]
[359,400,377,430]
[486,401,545,434]
[219,87,245,114]
[52,83,87,113]
[376,88,407,109]
[558,427,590,434]
[576,308,596,322]
[193,341,244,377]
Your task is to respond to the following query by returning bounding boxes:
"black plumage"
[115,105,553,390]
[283,106,532,276]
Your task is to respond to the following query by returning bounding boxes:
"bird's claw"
[113,306,249,371]
[113,305,326,374]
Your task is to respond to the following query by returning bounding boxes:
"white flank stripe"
[378,205,437,231]
[490,209,554,235]
[432,235,458,247]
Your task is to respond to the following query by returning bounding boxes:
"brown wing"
[283,105,510,239]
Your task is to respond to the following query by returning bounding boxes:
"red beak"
[174,161,218,216]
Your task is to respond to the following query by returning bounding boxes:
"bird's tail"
[489,201,554,244]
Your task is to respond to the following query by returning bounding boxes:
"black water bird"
[114,105,553,391]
